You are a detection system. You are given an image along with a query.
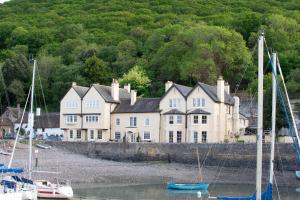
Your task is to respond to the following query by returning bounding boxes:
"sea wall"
[47,142,298,171]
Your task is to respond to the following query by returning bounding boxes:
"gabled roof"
[187,108,211,115]
[0,117,13,127]
[163,109,186,115]
[173,84,193,97]
[72,85,89,98]
[92,84,131,103]
[34,112,60,129]
[113,98,160,113]
[16,112,29,123]
[195,82,235,105]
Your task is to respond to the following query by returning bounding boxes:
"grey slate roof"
[174,84,193,97]
[34,112,60,128]
[93,84,131,103]
[163,109,186,115]
[73,86,89,98]
[113,98,160,113]
[197,82,234,105]
[187,108,211,115]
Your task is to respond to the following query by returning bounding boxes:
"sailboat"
[28,60,73,199]
[0,167,24,200]
[167,148,209,190]
[216,32,297,199]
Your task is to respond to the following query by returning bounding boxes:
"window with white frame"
[116,118,120,125]
[169,98,181,108]
[193,98,205,108]
[65,115,78,123]
[144,118,150,126]
[85,115,99,123]
[76,130,81,139]
[115,132,121,140]
[69,130,73,139]
[144,131,151,140]
[202,115,207,124]
[97,130,102,139]
[194,131,198,143]
[169,115,174,124]
[85,100,99,108]
[169,131,173,143]
[129,117,137,127]
[90,130,94,139]
[65,100,79,108]
[193,115,198,124]
[177,115,182,124]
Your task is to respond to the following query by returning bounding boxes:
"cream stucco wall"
[60,88,83,141]
[111,113,160,143]
[159,87,186,143]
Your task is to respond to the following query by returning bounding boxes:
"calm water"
[72,183,299,200]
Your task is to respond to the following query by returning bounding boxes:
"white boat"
[35,180,73,199]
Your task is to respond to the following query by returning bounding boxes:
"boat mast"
[28,59,36,179]
[256,33,264,200]
[269,53,277,184]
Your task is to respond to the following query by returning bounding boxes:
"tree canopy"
[0,0,299,111]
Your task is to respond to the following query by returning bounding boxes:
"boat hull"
[0,192,23,200]
[37,186,73,199]
[167,183,209,190]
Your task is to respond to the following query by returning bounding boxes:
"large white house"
[60,78,248,143]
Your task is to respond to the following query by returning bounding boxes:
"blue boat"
[167,183,209,190]
[295,171,300,179]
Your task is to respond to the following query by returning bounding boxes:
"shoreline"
[0,143,299,187]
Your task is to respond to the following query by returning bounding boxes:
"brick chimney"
[131,90,137,106]
[111,79,119,101]
[165,81,173,92]
[217,76,225,103]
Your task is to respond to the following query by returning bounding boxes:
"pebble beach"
[0,142,298,187]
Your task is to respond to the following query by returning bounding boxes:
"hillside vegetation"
[0,0,299,110]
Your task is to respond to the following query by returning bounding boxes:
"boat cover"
[1,180,16,189]
[217,183,272,200]
[0,168,24,174]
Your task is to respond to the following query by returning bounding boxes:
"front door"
[127,131,136,143]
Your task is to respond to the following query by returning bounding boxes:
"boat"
[27,60,73,199]
[217,31,300,199]
[167,147,210,190]
[35,144,51,149]
[167,183,209,190]
[0,168,27,200]
[0,150,11,156]
[34,179,73,199]
[296,171,300,179]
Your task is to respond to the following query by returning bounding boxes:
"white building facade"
[60,78,248,143]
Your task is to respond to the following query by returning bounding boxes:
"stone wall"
[47,142,298,171]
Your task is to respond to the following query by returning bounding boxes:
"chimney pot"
[131,90,137,106]
[217,76,225,102]
[165,81,173,92]
[124,83,131,93]
[111,79,120,101]
[72,82,77,86]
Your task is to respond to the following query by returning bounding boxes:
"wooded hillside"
[0,0,299,111]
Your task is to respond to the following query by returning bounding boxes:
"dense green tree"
[118,65,151,96]
[81,55,110,84]
[8,79,25,105]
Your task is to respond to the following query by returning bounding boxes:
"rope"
[273,174,281,200]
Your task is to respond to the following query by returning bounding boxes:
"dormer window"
[86,100,100,108]
[65,101,79,109]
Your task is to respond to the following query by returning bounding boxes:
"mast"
[256,33,264,200]
[276,60,300,150]
[28,59,36,179]
[269,53,277,184]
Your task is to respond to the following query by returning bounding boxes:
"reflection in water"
[72,184,299,200]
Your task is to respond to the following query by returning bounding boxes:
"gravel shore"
[0,143,298,187]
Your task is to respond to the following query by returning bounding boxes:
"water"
[72,183,300,200]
